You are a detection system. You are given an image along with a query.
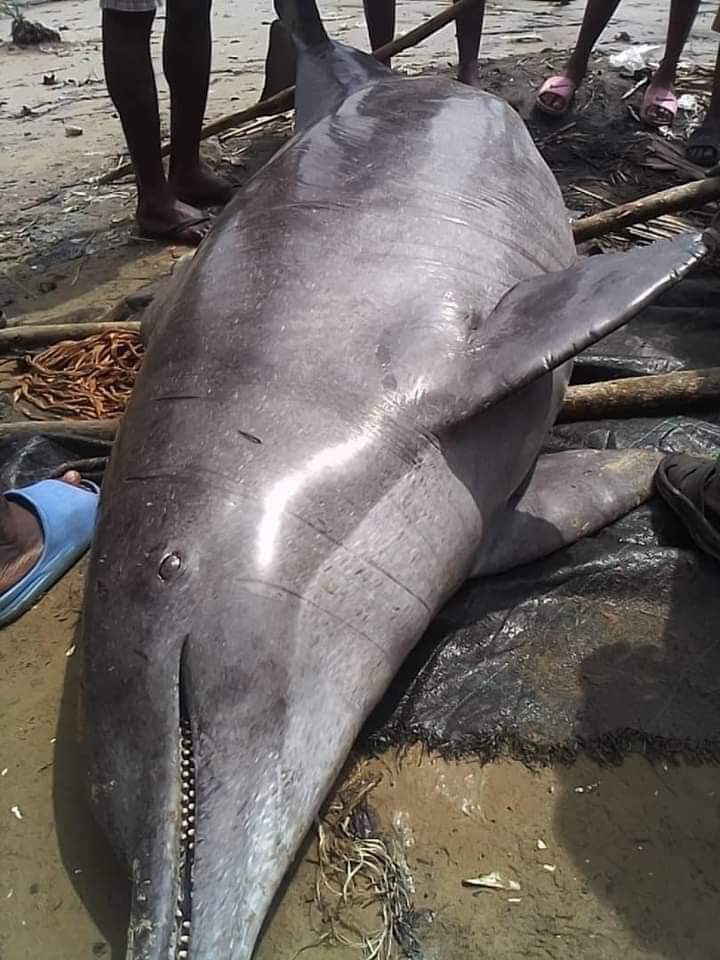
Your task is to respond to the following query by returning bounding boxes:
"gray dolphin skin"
[80,1,709,957]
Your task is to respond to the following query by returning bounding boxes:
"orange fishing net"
[14,330,144,420]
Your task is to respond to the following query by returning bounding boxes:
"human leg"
[102,5,211,243]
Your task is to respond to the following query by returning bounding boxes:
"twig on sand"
[621,76,650,101]
[313,766,418,960]
[97,0,486,185]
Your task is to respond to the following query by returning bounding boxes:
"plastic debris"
[10,806,23,820]
[536,838,547,850]
[463,871,521,892]
[542,863,557,873]
[608,45,660,75]
[678,94,699,112]
[65,126,83,138]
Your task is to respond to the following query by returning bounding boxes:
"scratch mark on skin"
[153,395,205,402]
[237,578,403,667]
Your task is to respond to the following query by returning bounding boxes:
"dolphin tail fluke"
[429,231,709,432]
[272,0,391,130]
[274,0,329,50]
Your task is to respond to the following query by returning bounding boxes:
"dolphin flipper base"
[470,449,662,578]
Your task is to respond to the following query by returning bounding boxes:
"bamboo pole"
[97,0,485,185]
[5,368,718,440]
[572,176,720,244]
[0,419,120,439]
[0,321,142,351]
[559,368,720,422]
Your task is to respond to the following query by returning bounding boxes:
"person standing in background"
[363,0,486,87]
[535,0,700,128]
[101,0,233,245]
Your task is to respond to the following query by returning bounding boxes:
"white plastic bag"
[608,44,660,74]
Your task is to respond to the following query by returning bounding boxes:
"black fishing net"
[0,433,111,490]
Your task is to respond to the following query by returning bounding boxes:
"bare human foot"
[169,159,235,210]
[136,193,212,246]
[0,471,81,595]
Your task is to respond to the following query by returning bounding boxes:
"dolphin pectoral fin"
[470,449,662,577]
[462,232,707,419]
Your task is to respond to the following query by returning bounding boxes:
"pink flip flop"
[535,75,577,116]
[639,85,678,128]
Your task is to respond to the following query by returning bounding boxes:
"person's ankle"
[168,156,203,185]
[652,62,676,88]
[563,56,587,84]
[457,63,480,87]
[137,182,179,218]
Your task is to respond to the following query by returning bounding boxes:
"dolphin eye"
[159,552,183,581]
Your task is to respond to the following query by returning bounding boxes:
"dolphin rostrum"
[80,1,708,957]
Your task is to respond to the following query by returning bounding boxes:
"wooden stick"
[572,177,720,244]
[97,0,485,185]
[4,366,718,440]
[0,418,120,439]
[559,368,720,422]
[0,321,141,351]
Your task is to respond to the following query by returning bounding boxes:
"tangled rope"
[14,330,143,420]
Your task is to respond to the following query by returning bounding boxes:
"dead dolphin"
[80,1,708,957]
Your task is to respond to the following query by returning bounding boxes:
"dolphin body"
[81,2,708,957]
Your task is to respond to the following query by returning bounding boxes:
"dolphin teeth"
[176,716,195,955]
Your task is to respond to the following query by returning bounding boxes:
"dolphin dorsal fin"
[275,0,391,131]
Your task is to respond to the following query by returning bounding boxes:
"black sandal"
[655,453,720,561]
[686,128,720,168]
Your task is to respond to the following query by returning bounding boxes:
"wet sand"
[1,564,719,960]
